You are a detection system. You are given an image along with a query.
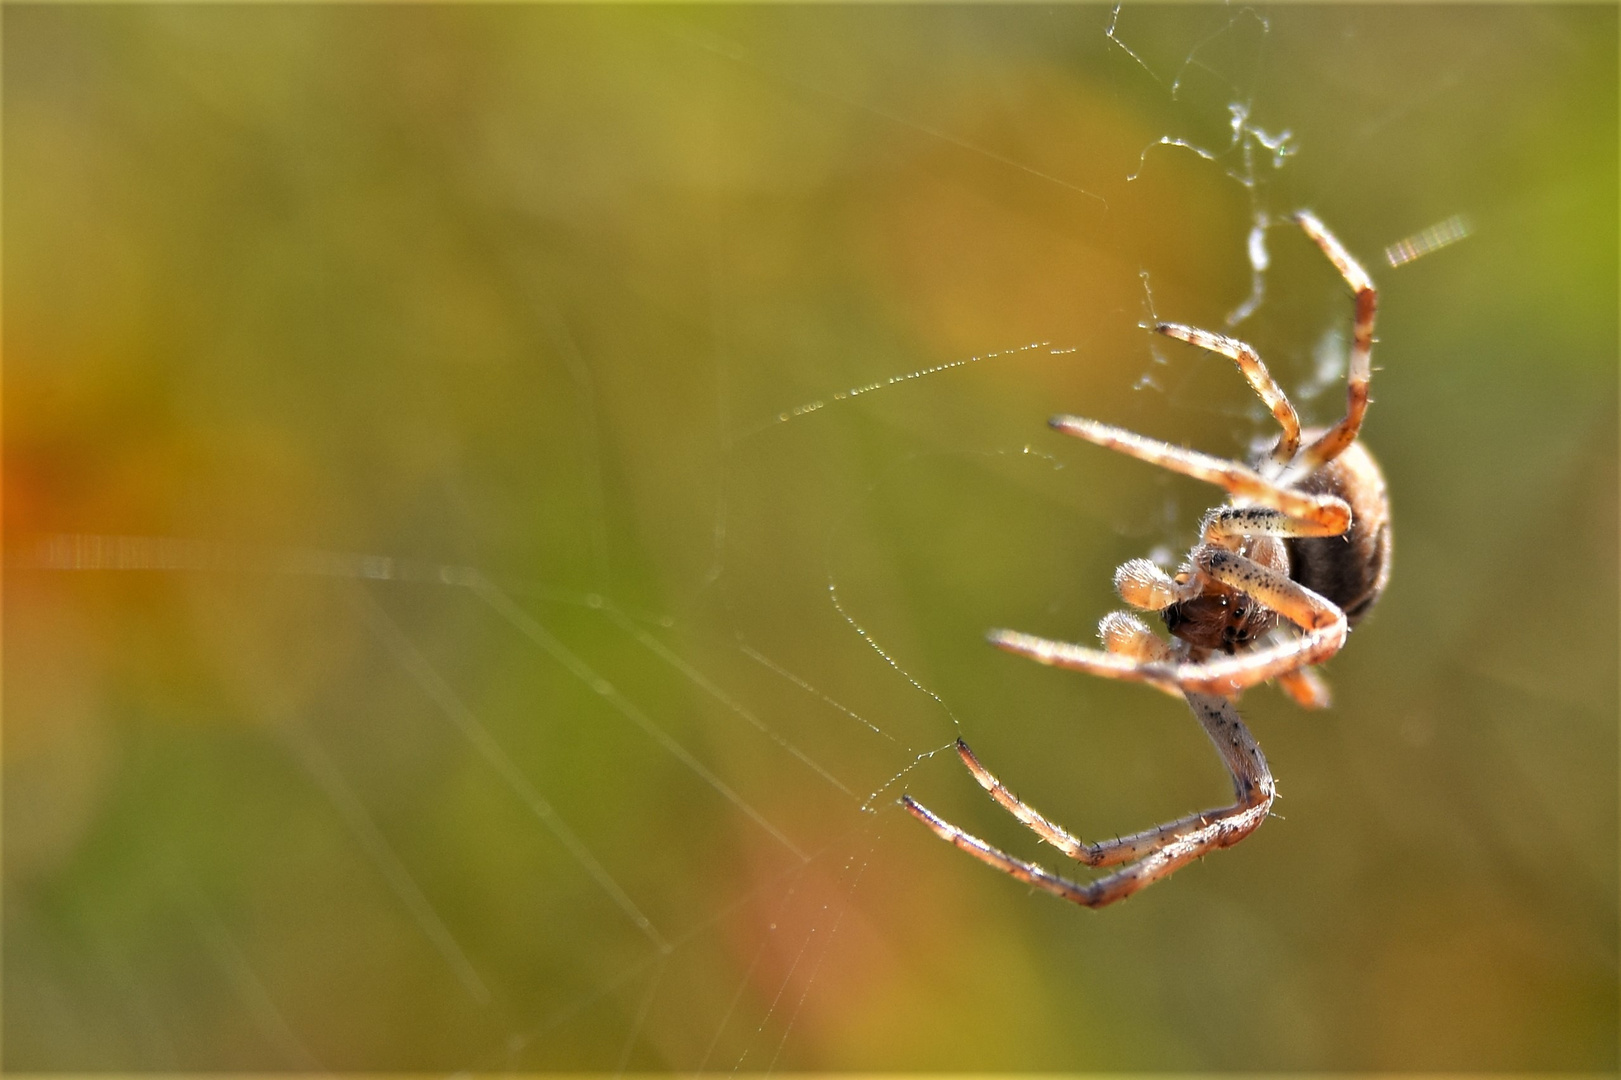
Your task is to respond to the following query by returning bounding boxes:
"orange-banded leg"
[1051,417,1353,536]
[1289,210,1377,475]
[1199,505,1347,546]
[1278,666,1332,709]
[900,693,1275,908]
[1154,322,1301,466]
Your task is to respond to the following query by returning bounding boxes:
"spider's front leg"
[901,693,1275,908]
[1049,417,1354,536]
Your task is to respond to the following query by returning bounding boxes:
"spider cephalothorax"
[1162,587,1278,654]
[903,211,1390,908]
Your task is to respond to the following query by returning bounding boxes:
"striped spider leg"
[901,693,1273,908]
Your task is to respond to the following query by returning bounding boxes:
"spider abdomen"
[1285,440,1391,626]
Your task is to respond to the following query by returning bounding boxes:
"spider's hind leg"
[901,693,1275,908]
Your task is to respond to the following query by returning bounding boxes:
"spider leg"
[1050,416,1351,535]
[987,631,1183,695]
[1200,505,1346,545]
[901,795,1107,905]
[1155,323,1301,465]
[1290,210,1377,474]
[901,694,1274,908]
[946,737,1119,866]
[1277,666,1332,709]
[954,736,1257,868]
[1194,546,1340,634]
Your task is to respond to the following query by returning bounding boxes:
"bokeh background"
[6,4,1616,1071]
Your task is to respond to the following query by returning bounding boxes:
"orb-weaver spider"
[903,212,1390,908]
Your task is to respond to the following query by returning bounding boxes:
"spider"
[902,211,1391,908]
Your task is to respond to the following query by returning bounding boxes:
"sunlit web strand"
[484,815,884,1069]
[860,741,958,813]
[1122,95,1296,330]
[1167,7,1272,100]
[764,850,870,1074]
[1125,102,1292,185]
[1105,4,1162,86]
[20,533,814,865]
[284,724,492,1006]
[353,587,670,951]
[827,579,962,732]
[749,847,872,1074]
[468,573,810,863]
[1108,3,1272,102]
[596,600,859,800]
[739,340,1052,440]
[694,866,807,1071]
[738,641,903,748]
[734,893,818,1072]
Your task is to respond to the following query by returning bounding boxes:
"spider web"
[6,5,1618,1072]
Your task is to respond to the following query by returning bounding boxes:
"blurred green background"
[5,4,1616,1071]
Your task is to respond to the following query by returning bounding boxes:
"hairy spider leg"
[1199,505,1346,544]
[1290,210,1377,475]
[900,694,1274,908]
[1154,323,1302,465]
[1049,416,1352,535]
[954,736,1258,868]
